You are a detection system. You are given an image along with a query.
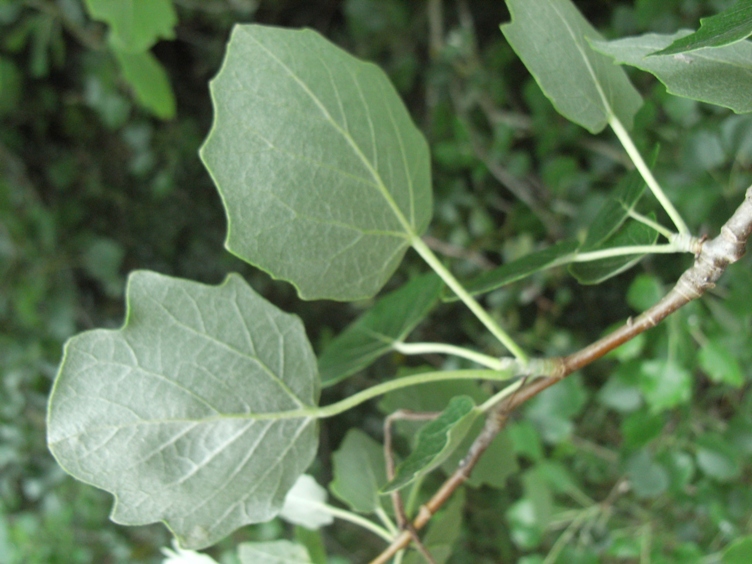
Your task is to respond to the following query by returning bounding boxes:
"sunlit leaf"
[113,48,176,119]
[47,271,319,549]
[591,32,752,113]
[652,1,752,55]
[329,429,389,514]
[722,535,752,564]
[448,240,579,302]
[279,475,334,530]
[84,0,177,52]
[200,25,432,301]
[501,0,642,133]
[382,396,479,493]
[318,273,443,387]
[569,216,660,284]
[238,540,312,564]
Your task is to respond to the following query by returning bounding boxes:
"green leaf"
[722,535,752,564]
[449,239,579,302]
[696,433,742,482]
[382,396,479,493]
[698,339,744,387]
[403,488,466,564]
[569,216,660,285]
[47,271,320,549]
[625,449,669,498]
[652,1,752,55]
[638,359,692,412]
[501,0,642,133]
[442,424,518,489]
[113,48,176,119]
[591,32,752,114]
[200,25,432,301]
[84,0,177,52]
[279,475,334,530]
[318,274,443,387]
[627,274,664,312]
[581,146,658,251]
[238,540,312,564]
[329,429,388,514]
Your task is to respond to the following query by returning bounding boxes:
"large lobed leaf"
[200,25,432,301]
[318,273,443,386]
[47,271,320,549]
[592,32,752,114]
[501,0,642,133]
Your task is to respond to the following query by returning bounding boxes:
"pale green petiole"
[410,236,529,364]
[627,209,675,240]
[569,243,684,262]
[393,341,506,370]
[314,501,394,542]
[609,115,690,236]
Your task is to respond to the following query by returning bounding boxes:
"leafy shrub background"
[2,0,752,562]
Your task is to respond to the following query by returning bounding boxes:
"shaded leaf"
[84,0,177,52]
[501,0,642,133]
[698,339,744,387]
[442,423,518,489]
[47,271,319,549]
[638,359,692,412]
[403,489,466,564]
[279,475,334,530]
[318,273,443,387]
[626,449,669,498]
[382,396,479,493]
[722,535,752,564]
[652,1,752,55]
[113,48,176,119]
[696,433,742,482]
[329,429,388,514]
[200,25,432,301]
[449,240,579,302]
[238,541,312,564]
[591,32,752,113]
[569,216,660,284]
[581,146,658,250]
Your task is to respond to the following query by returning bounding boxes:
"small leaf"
[581,146,658,251]
[449,240,579,302]
[403,488,466,564]
[652,1,752,55]
[318,273,443,387]
[698,339,744,387]
[48,271,320,549]
[501,0,642,133]
[591,32,752,114]
[238,540,312,564]
[569,216,660,285]
[84,0,177,52]
[200,25,432,301]
[382,396,479,493]
[329,429,388,514]
[625,449,669,498]
[696,433,742,482]
[638,359,692,412]
[113,48,176,119]
[279,475,334,530]
[722,535,752,564]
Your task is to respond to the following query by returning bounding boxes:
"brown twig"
[369,185,752,563]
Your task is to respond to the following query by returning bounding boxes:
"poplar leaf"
[47,271,320,549]
[238,541,312,564]
[200,25,432,301]
[113,48,176,120]
[501,0,642,133]
[652,0,752,55]
[592,32,752,113]
[318,273,443,386]
[279,475,334,530]
[84,0,177,53]
[382,396,479,493]
[329,429,389,514]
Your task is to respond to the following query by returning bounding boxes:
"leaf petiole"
[609,115,690,236]
[393,342,506,370]
[410,236,529,363]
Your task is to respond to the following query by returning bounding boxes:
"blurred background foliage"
[1,0,751,562]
